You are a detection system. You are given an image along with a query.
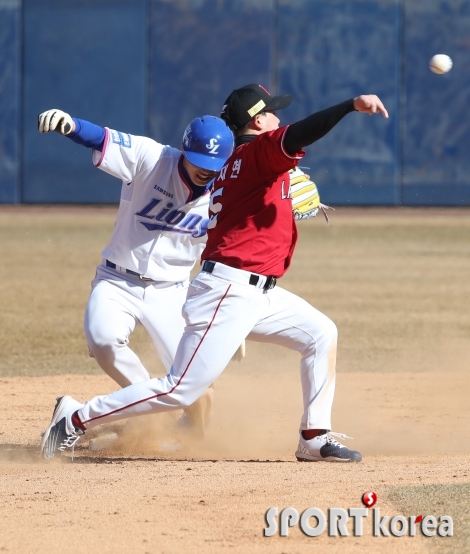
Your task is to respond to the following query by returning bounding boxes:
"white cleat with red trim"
[41,396,85,459]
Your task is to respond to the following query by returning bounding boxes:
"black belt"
[106,260,153,281]
[202,260,277,291]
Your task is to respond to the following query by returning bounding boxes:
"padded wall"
[402,0,470,205]
[22,0,147,203]
[147,0,274,148]
[278,0,400,205]
[1,0,470,204]
[0,0,21,203]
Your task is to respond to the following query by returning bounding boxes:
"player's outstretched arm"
[38,110,106,151]
[353,95,389,118]
[38,109,75,135]
[284,95,388,155]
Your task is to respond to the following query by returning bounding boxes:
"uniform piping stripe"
[82,284,232,424]
[280,125,303,160]
[94,127,110,167]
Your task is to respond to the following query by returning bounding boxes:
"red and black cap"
[220,84,292,130]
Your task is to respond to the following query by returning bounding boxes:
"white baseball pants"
[78,263,338,431]
[84,264,188,387]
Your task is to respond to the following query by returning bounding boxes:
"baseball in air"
[429,54,453,74]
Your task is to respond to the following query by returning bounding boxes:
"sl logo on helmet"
[206,138,219,154]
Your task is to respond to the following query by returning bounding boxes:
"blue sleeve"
[66,118,106,151]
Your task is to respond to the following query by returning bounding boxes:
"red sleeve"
[249,126,305,179]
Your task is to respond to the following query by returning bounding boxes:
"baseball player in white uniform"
[38,109,234,437]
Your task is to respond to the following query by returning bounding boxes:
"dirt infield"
[0,207,469,553]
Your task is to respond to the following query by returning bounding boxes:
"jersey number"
[207,187,224,229]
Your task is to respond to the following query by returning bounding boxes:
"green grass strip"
[387,483,470,553]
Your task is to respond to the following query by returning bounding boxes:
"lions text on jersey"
[93,128,211,283]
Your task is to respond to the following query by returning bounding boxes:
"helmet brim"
[183,149,227,172]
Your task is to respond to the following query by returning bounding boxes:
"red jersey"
[202,126,304,278]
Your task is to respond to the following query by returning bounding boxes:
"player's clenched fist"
[353,95,389,118]
[38,109,75,135]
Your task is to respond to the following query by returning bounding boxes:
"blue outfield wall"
[148,0,275,150]
[22,0,147,204]
[402,0,470,205]
[0,0,21,203]
[1,0,470,205]
[278,0,401,205]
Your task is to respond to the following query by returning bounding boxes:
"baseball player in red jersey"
[41,84,388,462]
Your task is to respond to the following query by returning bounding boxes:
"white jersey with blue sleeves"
[92,128,210,282]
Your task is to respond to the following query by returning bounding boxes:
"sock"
[71,411,86,431]
[302,429,328,441]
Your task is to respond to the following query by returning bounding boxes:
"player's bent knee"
[302,317,337,356]
[325,318,338,345]
[85,332,127,368]
[87,341,114,366]
[85,325,129,352]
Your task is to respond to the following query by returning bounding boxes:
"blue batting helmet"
[182,116,234,171]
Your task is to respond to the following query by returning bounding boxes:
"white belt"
[201,260,277,291]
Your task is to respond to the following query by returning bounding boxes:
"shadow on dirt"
[0,444,293,465]
[69,455,293,464]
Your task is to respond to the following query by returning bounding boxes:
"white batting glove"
[38,109,75,135]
